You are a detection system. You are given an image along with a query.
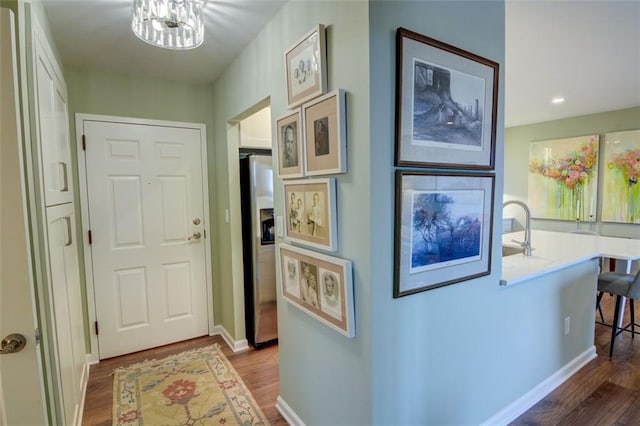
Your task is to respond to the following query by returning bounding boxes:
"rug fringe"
[112,343,222,375]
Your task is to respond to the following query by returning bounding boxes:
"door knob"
[188,231,201,241]
[0,334,26,354]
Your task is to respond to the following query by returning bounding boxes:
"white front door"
[0,8,48,423]
[81,118,210,359]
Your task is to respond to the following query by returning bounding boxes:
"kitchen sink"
[502,244,524,257]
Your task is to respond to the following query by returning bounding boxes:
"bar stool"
[569,230,606,321]
[596,269,640,357]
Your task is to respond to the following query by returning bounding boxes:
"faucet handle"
[511,238,525,247]
[511,239,532,255]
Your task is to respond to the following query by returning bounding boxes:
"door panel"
[33,30,72,206]
[0,8,47,424]
[109,176,144,246]
[84,120,208,359]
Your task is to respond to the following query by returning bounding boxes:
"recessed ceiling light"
[551,96,565,104]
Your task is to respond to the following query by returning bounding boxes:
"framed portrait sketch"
[285,24,327,109]
[275,109,304,179]
[601,129,640,224]
[303,89,347,176]
[395,27,498,169]
[279,243,354,337]
[394,170,495,297]
[283,178,337,252]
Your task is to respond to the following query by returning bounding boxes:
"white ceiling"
[41,0,286,83]
[41,0,640,128]
[506,1,640,127]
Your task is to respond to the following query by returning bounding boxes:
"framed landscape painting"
[394,170,494,297]
[275,109,304,179]
[601,129,640,224]
[528,134,599,221]
[285,24,327,108]
[395,27,498,169]
[279,243,354,337]
[283,178,337,251]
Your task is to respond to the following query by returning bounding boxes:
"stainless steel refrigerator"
[239,153,278,348]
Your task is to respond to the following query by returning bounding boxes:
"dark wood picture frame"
[393,170,495,297]
[395,27,499,169]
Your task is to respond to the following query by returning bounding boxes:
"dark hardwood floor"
[82,335,286,425]
[512,294,640,425]
[83,294,640,426]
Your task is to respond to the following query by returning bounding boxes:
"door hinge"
[94,321,99,336]
[82,134,86,151]
[88,230,92,244]
[35,328,41,345]
[204,230,206,239]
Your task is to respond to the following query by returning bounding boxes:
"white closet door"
[46,203,84,426]
[33,30,72,206]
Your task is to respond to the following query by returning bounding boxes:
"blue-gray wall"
[368,2,595,424]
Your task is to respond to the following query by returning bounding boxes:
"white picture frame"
[285,24,327,109]
[275,109,304,179]
[302,89,347,176]
[283,178,337,252]
[279,243,355,337]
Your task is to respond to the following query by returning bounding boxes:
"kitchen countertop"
[500,230,640,286]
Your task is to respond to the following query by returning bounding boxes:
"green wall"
[211,1,372,423]
[505,107,640,239]
[64,68,218,348]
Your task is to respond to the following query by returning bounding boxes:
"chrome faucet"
[503,200,532,256]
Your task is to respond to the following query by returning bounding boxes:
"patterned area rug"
[113,344,269,425]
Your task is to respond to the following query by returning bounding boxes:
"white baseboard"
[76,357,90,426]
[212,325,249,352]
[276,395,305,426]
[87,352,99,365]
[481,345,597,426]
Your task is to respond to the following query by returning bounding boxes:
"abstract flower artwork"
[601,129,640,224]
[528,135,599,221]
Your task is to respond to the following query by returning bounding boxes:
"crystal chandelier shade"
[132,0,204,50]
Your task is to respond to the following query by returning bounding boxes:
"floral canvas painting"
[528,135,599,221]
[601,130,640,224]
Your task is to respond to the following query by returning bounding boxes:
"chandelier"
[132,0,204,50]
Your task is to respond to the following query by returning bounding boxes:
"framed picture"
[279,243,354,337]
[394,170,494,297]
[283,178,337,251]
[395,27,498,169]
[303,89,347,176]
[601,129,640,224]
[275,109,304,178]
[285,24,327,109]
[528,134,599,221]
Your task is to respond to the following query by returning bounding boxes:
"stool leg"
[631,298,635,339]
[596,291,605,322]
[610,295,623,357]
